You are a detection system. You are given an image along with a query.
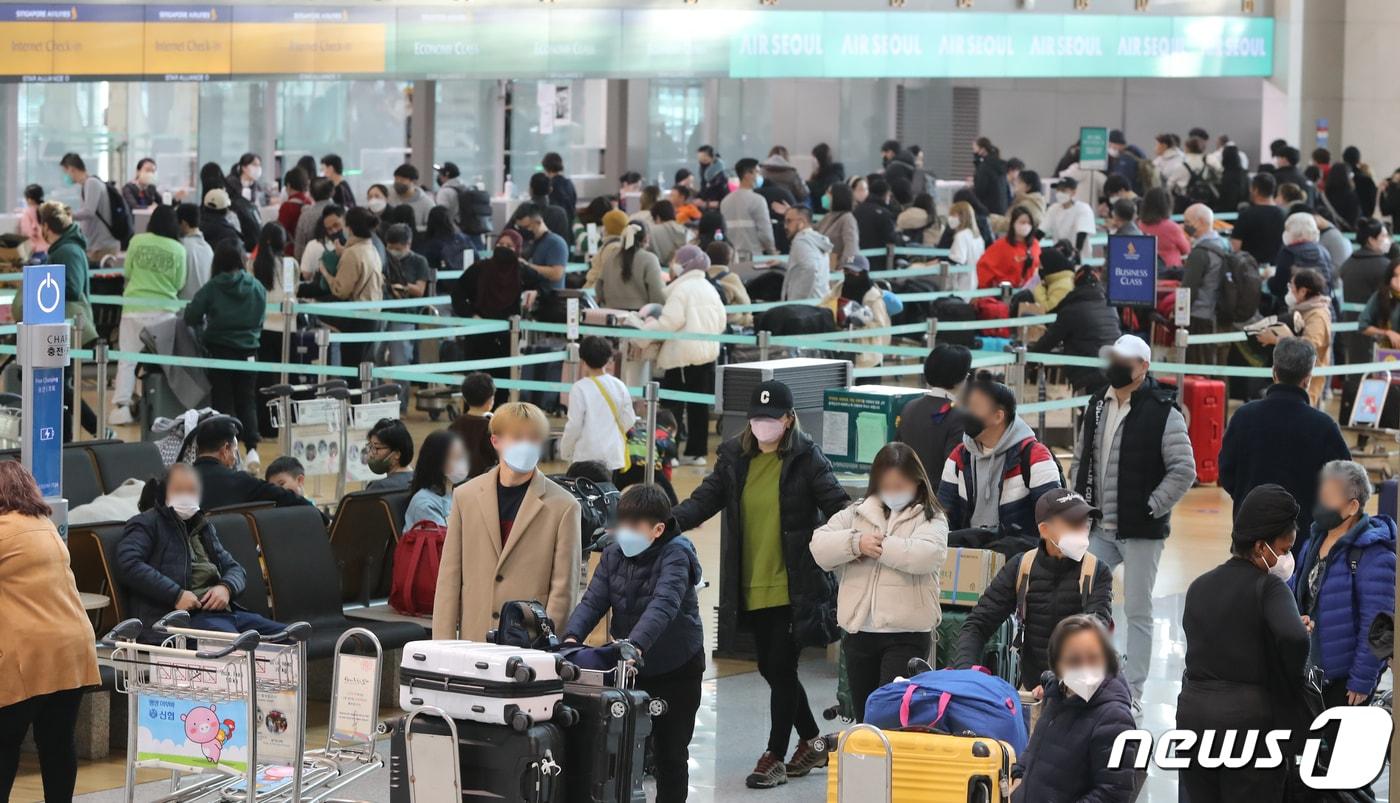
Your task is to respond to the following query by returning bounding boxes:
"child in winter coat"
[810,442,949,720]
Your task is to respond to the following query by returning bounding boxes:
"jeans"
[1089,530,1165,700]
[843,630,933,722]
[111,309,174,409]
[0,688,83,803]
[661,362,715,459]
[188,609,287,636]
[206,345,260,449]
[636,651,705,803]
[748,606,820,756]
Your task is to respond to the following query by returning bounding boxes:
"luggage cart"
[294,628,390,802]
[264,380,400,500]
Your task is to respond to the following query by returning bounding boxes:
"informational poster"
[331,653,380,744]
[137,693,250,774]
[1079,126,1109,170]
[1105,234,1158,308]
[252,646,301,765]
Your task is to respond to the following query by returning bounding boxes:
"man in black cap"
[1107,130,1143,193]
[896,344,974,477]
[953,490,1114,691]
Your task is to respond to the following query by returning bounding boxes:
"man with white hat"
[1069,334,1196,711]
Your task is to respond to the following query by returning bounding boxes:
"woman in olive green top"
[674,380,849,790]
[111,204,187,423]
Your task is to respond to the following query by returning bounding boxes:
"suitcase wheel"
[810,734,829,754]
[554,654,579,682]
[609,701,628,719]
[821,705,840,721]
[506,656,536,684]
[509,709,533,733]
[552,701,578,727]
[647,699,668,718]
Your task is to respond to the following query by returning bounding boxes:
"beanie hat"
[1231,484,1299,546]
[1040,244,1077,275]
[602,209,630,237]
[674,244,710,273]
[924,344,973,390]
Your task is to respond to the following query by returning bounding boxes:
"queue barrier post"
[885,243,896,269]
[314,327,331,383]
[509,315,523,404]
[999,281,1012,308]
[1012,344,1028,403]
[938,260,949,287]
[926,316,938,348]
[279,297,295,458]
[93,339,108,438]
[643,381,660,486]
[568,340,580,378]
[1173,327,1189,391]
[757,330,771,362]
[1036,362,1048,442]
[70,314,84,441]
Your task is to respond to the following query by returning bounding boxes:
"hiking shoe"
[108,405,134,426]
[786,737,828,777]
[745,751,787,789]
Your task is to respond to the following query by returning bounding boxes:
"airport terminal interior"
[0,0,1399,802]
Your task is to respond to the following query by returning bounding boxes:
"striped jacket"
[938,418,1063,539]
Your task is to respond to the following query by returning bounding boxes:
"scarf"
[475,247,523,320]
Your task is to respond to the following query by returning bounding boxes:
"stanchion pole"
[1174,328,1189,392]
[279,298,295,458]
[1036,363,1048,442]
[509,315,522,403]
[926,316,939,349]
[999,281,1012,308]
[314,327,330,383]
[94,341,108,438]
[885,244,895,269]
[567,341,580,382]
[70,314,84,441]
[358,361,374,396]
[757,330,771,362]
[1012,344,1027,403]
[643,381,659,486]
[279,298,294,385]
[939,260,949,287]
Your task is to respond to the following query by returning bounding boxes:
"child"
[450,371,497,479]
[560,336,636,471]
[563,484,703,803]
[264,456,306,498]
[615,409,679,504]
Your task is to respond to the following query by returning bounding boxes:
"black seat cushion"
[90,441,166,493]
[327,489,409,605]
[252,505,340,622]
[62,445,103,507]
[207,512,273,618]
[300,617,428,660]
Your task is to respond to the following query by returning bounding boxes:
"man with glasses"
[364,419,415,492]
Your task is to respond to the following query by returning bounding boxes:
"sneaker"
[108,405,134,426]
[745,752,787,789]
[244,447,262,472]
[785,738,828,777]
[679,456,707,467]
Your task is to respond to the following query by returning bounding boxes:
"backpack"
[972,296,1011,337]
[931,296,977,347]
[1015,436,1065,490]
[549,475,620,554]
[1216,249,1263,325]
[1013,548,1101,653]
[1136,159,1162,193]
[449,184,493,236]
[1182,163,1219,208]
[864,668,1029,755]
[96,180,135,249]
[706,268,734,306]
[389,519,446,617]
[489,599,560,651]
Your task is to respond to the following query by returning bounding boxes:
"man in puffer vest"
[1071,335,1196,710]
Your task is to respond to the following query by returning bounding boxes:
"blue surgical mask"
[754,175,765,189]
[615,526,653,557]
[501,440,541,473]
[61,172,74,187]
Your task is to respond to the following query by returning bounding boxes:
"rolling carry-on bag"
[828,725,1015,803]
[561,659,655,803]
[1378,478,1398,522]
[388,710,565,803]
[400,641,578,731]
[1181,376,1225,484]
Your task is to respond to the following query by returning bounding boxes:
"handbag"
[590,376,633,472]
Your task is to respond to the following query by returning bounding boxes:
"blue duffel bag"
[864,668,1028,755]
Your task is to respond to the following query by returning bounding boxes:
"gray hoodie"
[963,417,1037,530]
[782,228,834,301]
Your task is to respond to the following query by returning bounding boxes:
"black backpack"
[1216,249,1263,325]
[706,268,734,306]
[449,184,493,236]
[930,296,977,348]
[97,180,135,249]
[1181,164,1219,209]
[550,475,620,554]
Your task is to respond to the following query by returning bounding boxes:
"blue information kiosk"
[19,264,70,536]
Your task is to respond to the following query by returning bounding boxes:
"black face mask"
[844,271,873,301]
[1106,362,1136,389]
[962,416,987,440]
[1312,503,1349,532]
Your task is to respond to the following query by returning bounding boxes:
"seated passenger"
[450,371,498,479]
[191,418,310,510]
[364,418,415,492]
[116,464,285,636]
[405,430,467,530]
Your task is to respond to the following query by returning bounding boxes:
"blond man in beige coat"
[433,403,581,640]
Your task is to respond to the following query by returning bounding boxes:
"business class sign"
[0,5,1272,81]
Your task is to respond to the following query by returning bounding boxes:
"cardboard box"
[821,385,925,472]
[939,547,1005,607]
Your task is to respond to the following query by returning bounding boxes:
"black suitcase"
[389,712,565,803]
[563,683,653,803]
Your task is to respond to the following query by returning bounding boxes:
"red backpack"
[972,296,1011,337]
[390,520,447,617]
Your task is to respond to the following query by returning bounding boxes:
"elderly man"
[1181,203,1229,363]
[1219,337,1351,553]
[1071,334,1197,709]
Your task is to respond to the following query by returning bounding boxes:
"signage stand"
[19,265,69,538]
[1079,126,1109,225]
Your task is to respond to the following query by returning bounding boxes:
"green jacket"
[9,224,98,344]
[185,270,266,351]
[122,232,187,304]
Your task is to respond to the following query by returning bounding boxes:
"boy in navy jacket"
[564,484,703,803]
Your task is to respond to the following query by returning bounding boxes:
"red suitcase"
[1181,376,1224,484]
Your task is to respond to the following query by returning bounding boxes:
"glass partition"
[435,79,501,194]
[645,79,705,188]
[506,78,604,195]
[278,79,412,197]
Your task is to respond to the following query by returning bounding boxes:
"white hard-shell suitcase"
[400,641,579,731]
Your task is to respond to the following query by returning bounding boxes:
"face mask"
[1264,542,1296,582]
[1312,503,1348,533]
[247,165,262,181]
[1055,191,1071,204]
[962,417,987,440]
[615,526,655,558]
[366,197,388,213]
[493,246,518,263]
[366,456,392,476]
[394,182,411,197]
[1014,223,1032,239]
[1106,362,1136,389]
[1062,666,1106,701]
[139,170,156,186]
[880,491,916,512]
[502,440,541,473]
[750,417,787,444]
[1055,528,1092,562]
[61,172,75,187]
[754,175,765,189]
[388,248,409,260]
[1285,289,1299,309]
[446,459,469,486]
[168,494,201,521]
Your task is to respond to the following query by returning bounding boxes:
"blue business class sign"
[1105,235,1158,308]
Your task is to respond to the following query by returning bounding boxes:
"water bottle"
[473,174,485,191]
[503,173,515,199]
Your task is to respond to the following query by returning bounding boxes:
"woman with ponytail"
[595,220,666,310]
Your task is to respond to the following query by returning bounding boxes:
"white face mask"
[1054,528,1092,562]
[367,197,388,213]
[501,440,541,473]
[1062,666,1106,701]
[446,459,469,486]
[168,493,201,521]
[880,491,916,512]
[139,170,156,186]
[1055,191,1071,204]
[1285,289,1299,309]
[247,164,262,182]
[1264,543,1295,582]
[1014,223,1033,239]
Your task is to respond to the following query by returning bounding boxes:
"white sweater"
[560,373,637,470]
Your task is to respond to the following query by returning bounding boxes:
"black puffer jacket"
[115,506,247,629]
[953,543,1113,689]
[1013,673,1138,803]
[673,431,850,648]
[1030,281,1122,393]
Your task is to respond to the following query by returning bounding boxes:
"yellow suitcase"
[828,724,1016,803]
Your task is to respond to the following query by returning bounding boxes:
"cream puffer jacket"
[810,496,949,634]
[642,268,727,371]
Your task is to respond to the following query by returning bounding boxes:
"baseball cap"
[1100,334,1151,364]
[1035,490,1101,526]
[748,380,794,419]
[842,253,870,273]
[1108,129,1127,145]
[203,188,230,210]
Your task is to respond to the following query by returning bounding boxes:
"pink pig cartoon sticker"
[181,704,236,763]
